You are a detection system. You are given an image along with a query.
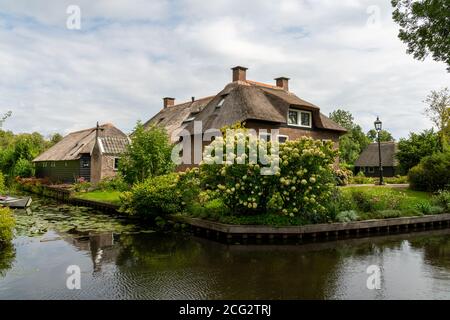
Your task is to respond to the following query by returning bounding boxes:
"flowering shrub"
[334,167,353,186]
[200,132,338,222]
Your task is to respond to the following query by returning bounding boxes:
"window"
[51,162,56,167]
[278,135,289,143]
[65,162,68,167]
[113,158,120,171]
[287,109,312,128]
[183,114,195,123]
[368,167,375,173]
[259,132,271,142]
[81,159,90,168]
[43,162,47,168]
[216,95,227,108]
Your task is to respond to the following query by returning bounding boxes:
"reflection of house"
[33,123,129,183]
[144,66,347,168]
[354,142,398,177]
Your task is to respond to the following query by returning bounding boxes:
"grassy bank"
[186,186,443,226]
[74,191,122,205]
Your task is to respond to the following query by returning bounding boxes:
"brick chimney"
[231,66,248,82]
[275,77,290,91]
[163,97,175,108]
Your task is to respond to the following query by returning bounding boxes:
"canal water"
[0,198,449,300]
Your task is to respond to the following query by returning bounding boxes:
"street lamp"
[374,116,384,185]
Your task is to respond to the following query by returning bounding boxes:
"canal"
[0,198,449,299]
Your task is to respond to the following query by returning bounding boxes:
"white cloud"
[0,0,448,139]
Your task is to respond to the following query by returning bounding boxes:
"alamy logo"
[366,265,381,290]
[66,5,81,30]
[66,265,81,290]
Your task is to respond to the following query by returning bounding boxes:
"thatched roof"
[143,96,214,142]
[145,79,346,139]
[354,142,398,167]
[33,123,128,162]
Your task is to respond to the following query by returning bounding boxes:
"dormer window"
[216,95,227,108]
[183,115,196,123]
[288,109,312,128]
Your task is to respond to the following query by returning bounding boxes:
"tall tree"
[119,121,175,184]
[329,109,370,165]
[391,0,450,71]
[366,129,395,142]
[396,129,442,174]
[424,87,450,149]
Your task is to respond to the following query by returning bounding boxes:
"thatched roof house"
[33,123,129,183]
[144,66,346,168]
[354,142,398,177]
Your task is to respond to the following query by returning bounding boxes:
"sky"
[0,0,448,139]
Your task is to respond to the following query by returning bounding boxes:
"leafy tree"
[366,129,395,142]
[119,121,175,184]
[0,111,11,128]
[424,87,450,148]
[329,109,370,164]
[396,129,442,174]
[49,133,63,146]
[391,0,450,71]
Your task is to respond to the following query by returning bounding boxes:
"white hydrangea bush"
[200,130,338,221]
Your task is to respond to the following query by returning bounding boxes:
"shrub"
[415,201,433,215]
[13,158,34,178]
[96,176,129,192]
[0,172,5,194]
[72,177,92,193]
[334,167,353,186]
[384,175,408,184]
[409,152,450,192]
[120,170,200,219]
[335,210,359,222]
[0,207,15,244]
[200,133,338,223]
[432,190,450,211]
[351,171,374,184]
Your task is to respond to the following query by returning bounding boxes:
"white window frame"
[287,109,312,128]
[277,135,289,143]
[259,132,272,142]
[368,167,375,173]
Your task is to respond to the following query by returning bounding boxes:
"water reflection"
[0,243,15,277]
[1,198,449,299]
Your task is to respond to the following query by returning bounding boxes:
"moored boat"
[0,196,33,209]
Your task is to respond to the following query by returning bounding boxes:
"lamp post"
[374,116,384,185]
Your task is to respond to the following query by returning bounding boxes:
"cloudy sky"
[0,0,448,139]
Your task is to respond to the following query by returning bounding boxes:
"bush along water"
[199,132,338,224]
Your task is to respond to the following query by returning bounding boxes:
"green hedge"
[409,152,450,192]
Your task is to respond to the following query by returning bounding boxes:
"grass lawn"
[75,190,122,205]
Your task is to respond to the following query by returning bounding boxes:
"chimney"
[275,77,290,91]
[231,66,248,82]
[163,97,175,108]
[191,96,195,102]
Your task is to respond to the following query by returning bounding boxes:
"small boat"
[0,196,33,209]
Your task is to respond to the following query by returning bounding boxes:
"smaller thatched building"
[33,123,129,183]
[354,142,398,177]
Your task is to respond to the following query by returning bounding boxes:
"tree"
[396,129,442,174]
[391,0,450,71]
[424,87,450,148]
[366,129,395,142]
[49,133,63,146]
[0,111,11,129]
[119,121,175,184]
[329,109,370,165]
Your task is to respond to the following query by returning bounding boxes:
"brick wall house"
[144,66,347,168]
